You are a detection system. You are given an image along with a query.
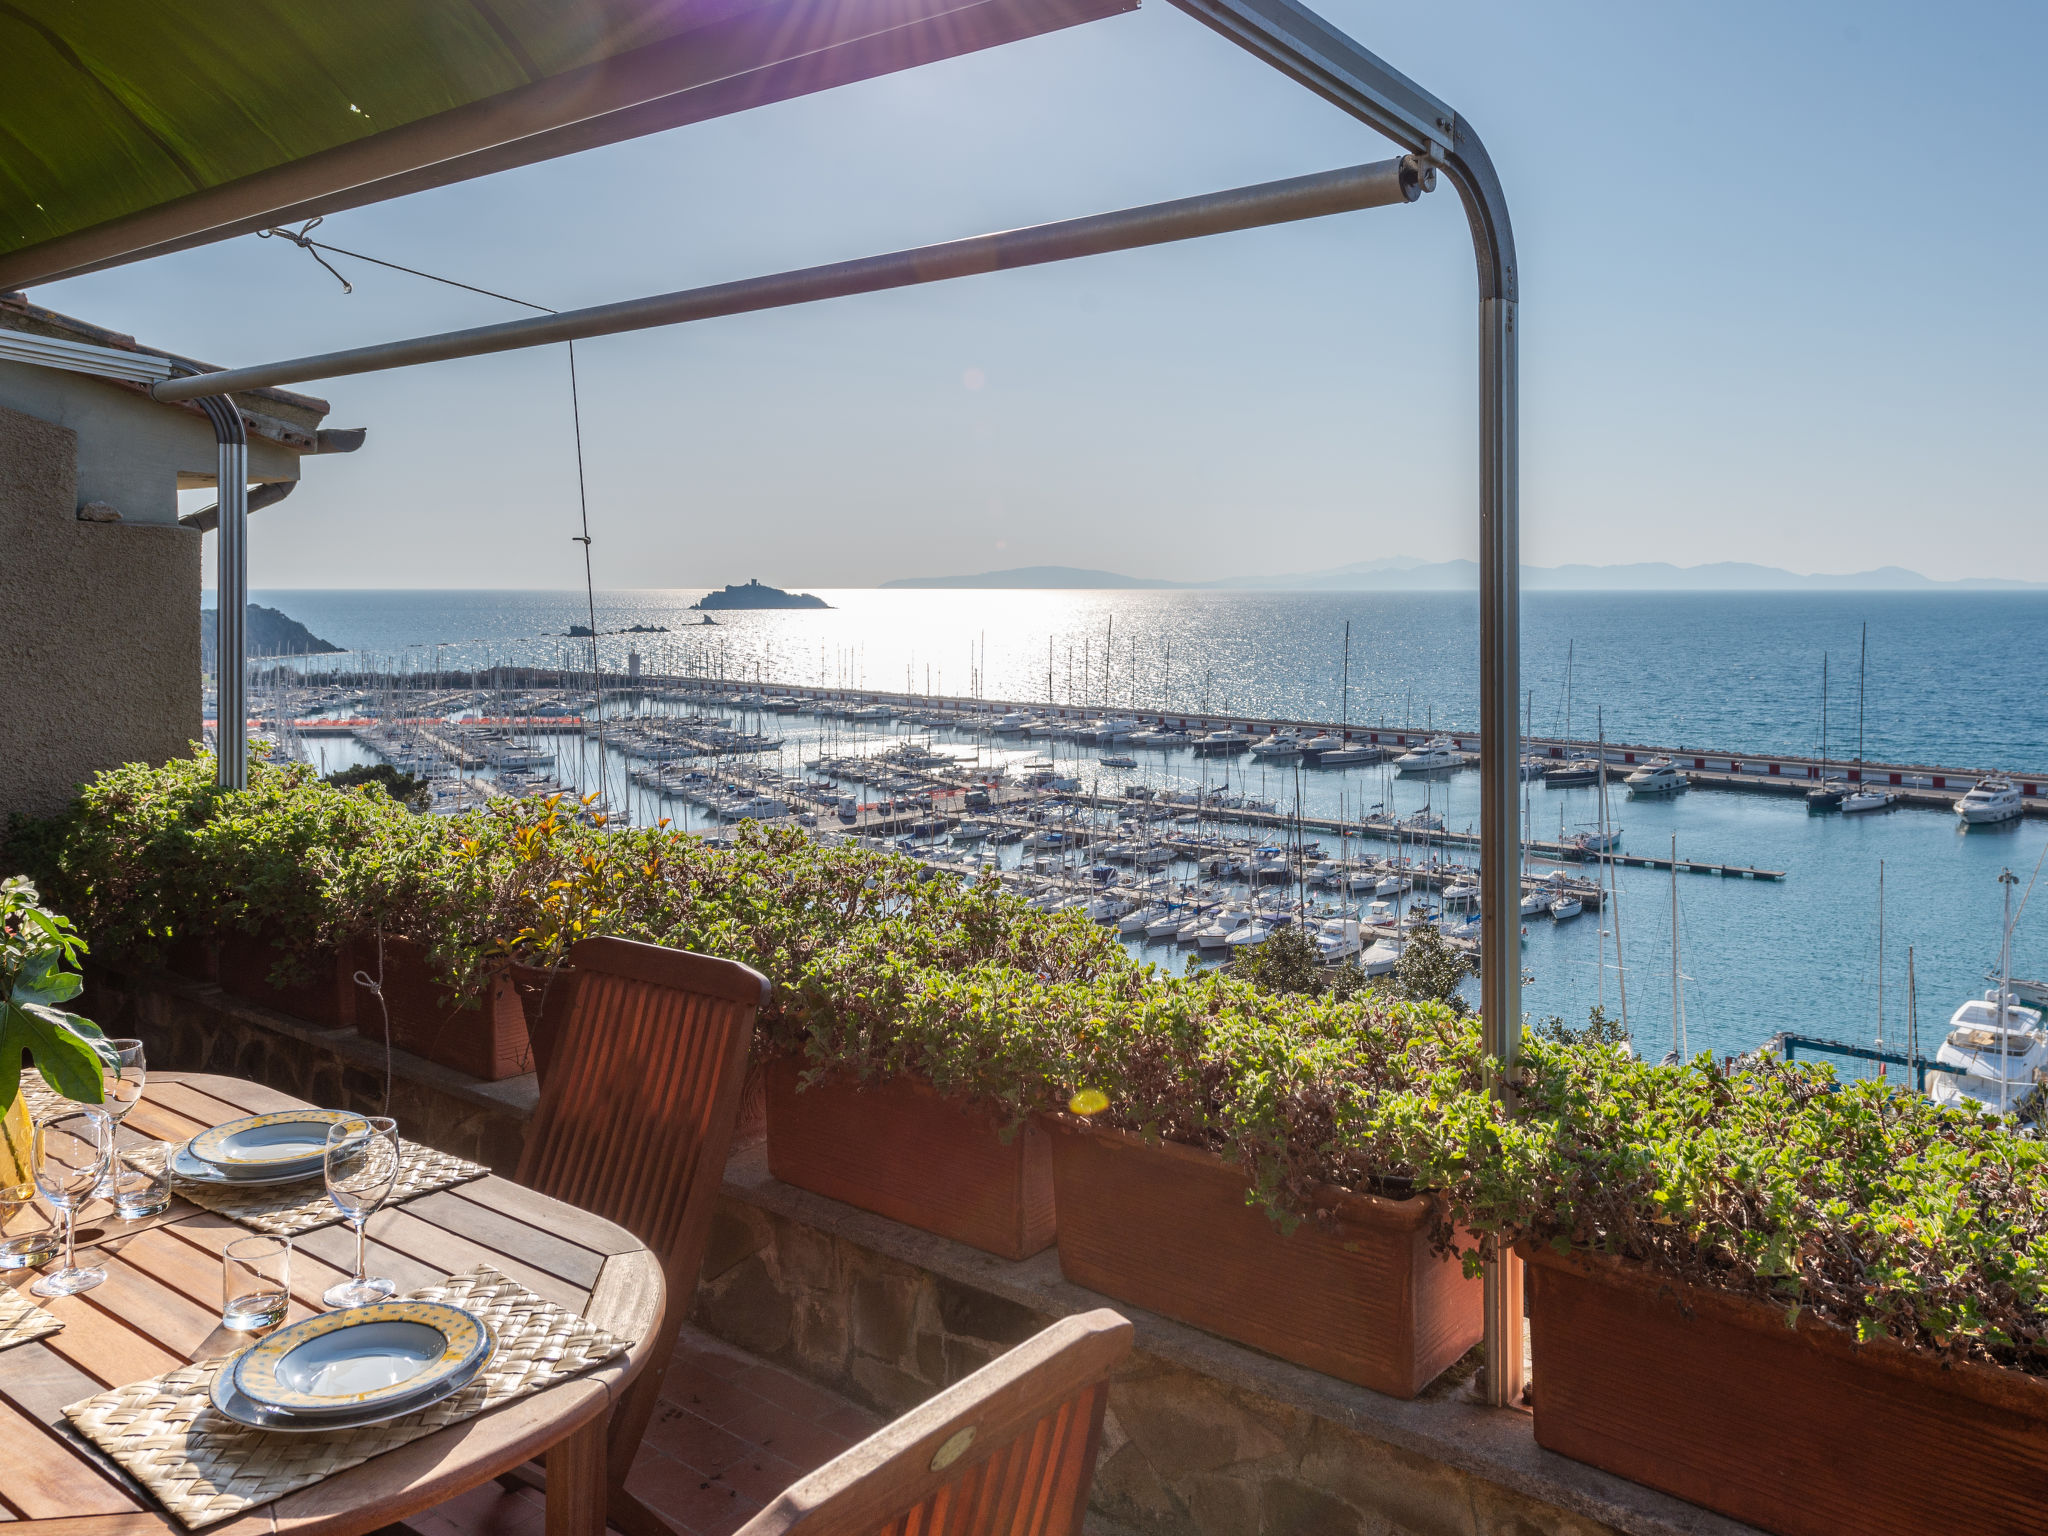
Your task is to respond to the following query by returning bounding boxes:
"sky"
[31,0,2048,589]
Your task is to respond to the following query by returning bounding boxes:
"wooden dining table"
[0,1071,662,1536]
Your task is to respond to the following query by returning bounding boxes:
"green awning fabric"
[0,0,1132,289]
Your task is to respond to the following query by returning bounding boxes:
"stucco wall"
[0,400,200,824]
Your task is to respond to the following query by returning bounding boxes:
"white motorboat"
[992,712,1032,734]
[1375,872,1411,896]
[1624,758,1687,796]
[1251,732,1306,759]
[1345,870,1378,893]
[1518,890,1548,917]
[1366,899,1397,925]
[1564,827,1622,854]
[1314,918,1363,961]
[1318,744,1381,766]
[1549,895,1583,920]
[1444,916,1483,942]
[1927,992,2048,1115]
[1192,730,1251,755]
[1359,936,1404,976]
[1298,733,1345,757]
[1118,905,1164,934]
[1195,909,1251,949]
[1394,736,1462,774]
[1956,777,2024,825]
[1099,754,1137,769]
[1223,922,1273,951]
[1144,908,1187,940]
[1841,784,1898,814]
[1441,880,1481,907]
[1252,848,1292,882]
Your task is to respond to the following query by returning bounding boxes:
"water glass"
[111,1139,173,1220]
[0,1180,57,1270]
[31,1108,112,1297]
[75,1039,144,1197]
[222,1234,292,1331]
[322,1116,400,1308]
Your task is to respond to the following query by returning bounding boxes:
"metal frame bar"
[138,0,1524,1405]
[151,158,1427,403]
[187,386,249,790]
[1162,0,1523,1404]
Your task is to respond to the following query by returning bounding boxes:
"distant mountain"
[201,604,342,656]
[883,558,2045,592]
[881,566,1191,590]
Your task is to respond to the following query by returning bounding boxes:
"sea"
[241,587,2048,1070]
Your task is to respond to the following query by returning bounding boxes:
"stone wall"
[81,966,535,1172]
[0,400,201,823]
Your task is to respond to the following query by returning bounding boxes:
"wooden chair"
[514,935,770,1536]
[735,1310,1132,1536]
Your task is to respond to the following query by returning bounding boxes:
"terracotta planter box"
[764,1057,1056,1261]
[1044,1118,1478,1397]
[505,961,580,1090]
[1524,1244,2048,1536]
[354,937,531,1082]
[218,934,358,1028]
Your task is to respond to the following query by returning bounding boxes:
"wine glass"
[31,1108,113,1297]
[78,1039,145,1196]
[322,1116,400,1308]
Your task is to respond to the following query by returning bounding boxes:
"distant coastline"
[881,557,2046,593]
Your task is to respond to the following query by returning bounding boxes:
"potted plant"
[2,878,108,1187]
[1486,1042,2048,1536]
[759,867,1122,1261]
[1039,970,1485,1399]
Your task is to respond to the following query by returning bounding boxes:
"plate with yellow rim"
[188,1110,362,1177]
[234,1300,489,1417]
[210,1334,493,1432]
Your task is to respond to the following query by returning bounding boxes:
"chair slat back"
[735,1311,1132,1536]
[516,936,767,1279]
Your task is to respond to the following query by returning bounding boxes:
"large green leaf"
[0,998,106,1111]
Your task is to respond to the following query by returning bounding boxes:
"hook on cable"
[259,218,353,294]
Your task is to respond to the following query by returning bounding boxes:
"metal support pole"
[1163,0,1524,1405]
[190,390,249,790]
[149,157,1426,403]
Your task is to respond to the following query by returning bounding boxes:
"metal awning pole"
[188,388,249,790]
[150,157,1426,402]
[1164,0,1524,1406]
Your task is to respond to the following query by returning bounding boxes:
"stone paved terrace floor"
[395,1325,885,1536]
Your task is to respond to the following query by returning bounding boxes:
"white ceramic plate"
[234,1301,490,1417]
[172,1143,322,1188]
[209,1341,491,1433]
[189,1111,358,1175]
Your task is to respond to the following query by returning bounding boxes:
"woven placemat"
[0,1286,64,1352]
[172,1142,488,1237]
[65,1265,626,1530]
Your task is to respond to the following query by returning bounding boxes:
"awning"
[0,0,1134,291]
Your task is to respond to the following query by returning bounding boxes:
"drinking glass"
[111,1139,173,1220]
[222,1235,292,1330]
[322,1116,400,1308]
[0,1179,57,1270]
[71,1039,144,1197]
[31,1108,112,1297]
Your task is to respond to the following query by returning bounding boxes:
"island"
[691,579,830,611]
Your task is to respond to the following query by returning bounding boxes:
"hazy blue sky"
[34,0,2048,588]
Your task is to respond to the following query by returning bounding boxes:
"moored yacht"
[1624,758,1688,796]
[1315,917,1363,961]
[1927,991,2048,1116]
[1359,935,1404,975]
[1297,732,1345,758]
[1956,777,2024,825]
[1250,731,1306,759]
[1394,736,1462,773]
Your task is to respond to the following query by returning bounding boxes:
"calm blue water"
[248,587,2048,1062]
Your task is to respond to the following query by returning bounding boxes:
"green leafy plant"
[0,876,107,1112]
[324,762,432,812]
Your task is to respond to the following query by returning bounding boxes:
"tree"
[1535,1003,1631,1050]
[325,763,432,813]
[1389,924,1472,1013]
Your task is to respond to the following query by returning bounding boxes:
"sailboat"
[1840,624,1898,813]
[1807,651,1847,811]
[1658,834,1688,1065]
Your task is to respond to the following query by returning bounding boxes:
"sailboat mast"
[1877,859,1885,1056]
[1820,652,1829,774]
[1341,621,1351,731]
